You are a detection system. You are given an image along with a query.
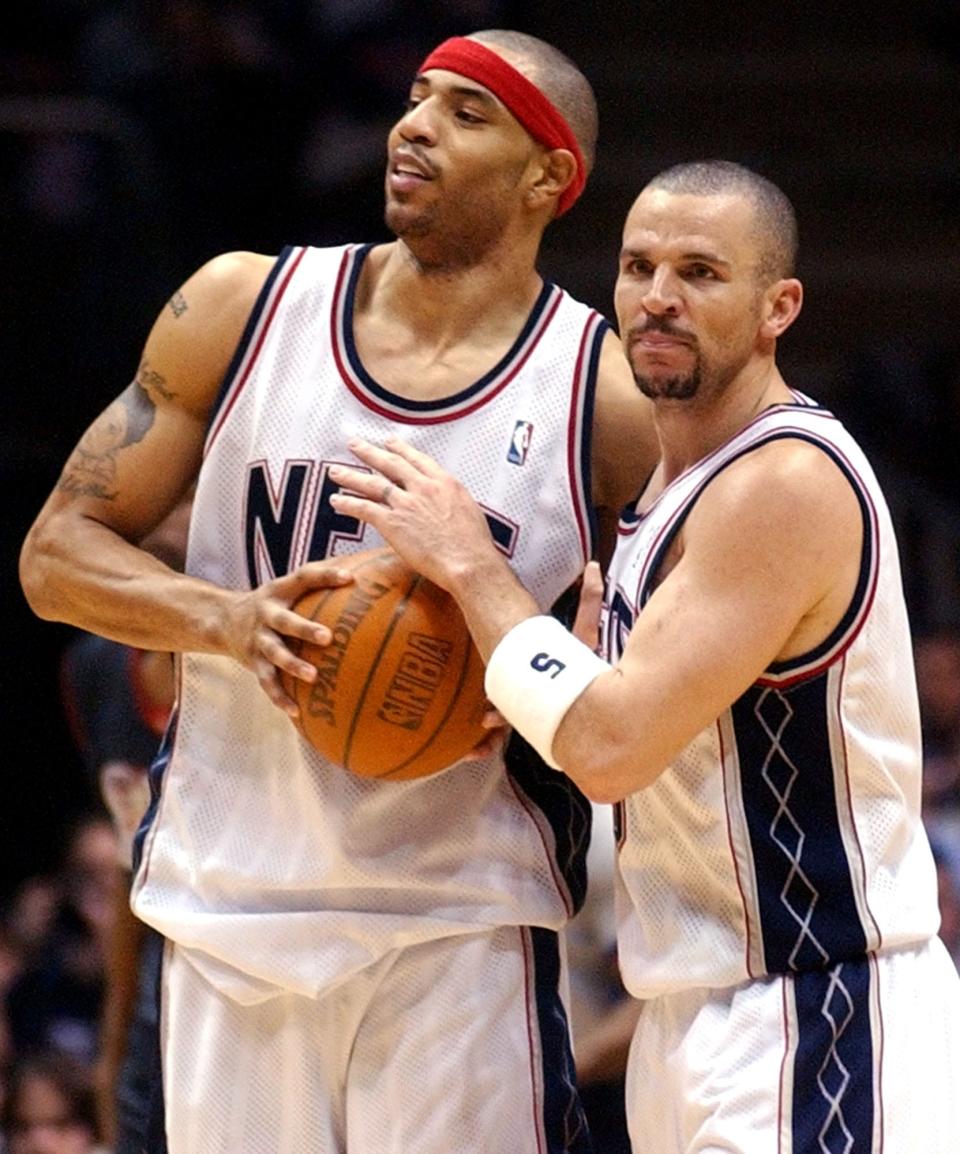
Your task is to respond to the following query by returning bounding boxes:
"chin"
[635,373,700,401]
[385,200,433,241]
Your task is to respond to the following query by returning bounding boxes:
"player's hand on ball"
[328,437,496,594]
[279,548,489,778]
[226,561,355,717]
[460,705,511,762]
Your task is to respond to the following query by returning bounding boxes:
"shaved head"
[468,30,598,174]
[645,160,798,283]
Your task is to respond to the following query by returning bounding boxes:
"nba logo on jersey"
[507,420,533,465]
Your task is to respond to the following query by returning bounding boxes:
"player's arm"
[20,253,349,710]
[20,252,267,647]
[590,331,659,565]
[550,440,863,801]
[329,437,862,802]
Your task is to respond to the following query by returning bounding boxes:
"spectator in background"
[915,626,960,813]
[1,1050,108,1154]
[915,627,960,975]
[1,885,57,977]
[931,838,960,971]
[1,880,57,1127]
[4,817,116,1070]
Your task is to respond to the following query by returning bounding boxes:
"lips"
[629,329,692,351]
[390,149,435,181]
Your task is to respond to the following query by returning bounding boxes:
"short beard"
[385,202,505,274]
[634,365,701,400]
[385,200,433,241]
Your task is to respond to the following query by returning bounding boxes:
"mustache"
[625,317,692,343]
[390,146,439,179]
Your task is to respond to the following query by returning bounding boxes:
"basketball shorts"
[625,936,960,1152]
[157,925,593,1153]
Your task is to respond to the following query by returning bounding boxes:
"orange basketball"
[282,547,488,780]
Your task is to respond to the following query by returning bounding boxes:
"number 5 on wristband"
[484,615,609,768]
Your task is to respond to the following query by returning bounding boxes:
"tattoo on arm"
[57,381,159,500]
[136,358,174,401]
[168,290,188,318]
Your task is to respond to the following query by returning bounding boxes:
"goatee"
[634,366,701,400]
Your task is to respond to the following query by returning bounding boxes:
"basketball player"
[329,161,960,1151]
[18,29,659,1154]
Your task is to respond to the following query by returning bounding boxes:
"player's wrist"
[484,615,609,768]
[444,550,510,602]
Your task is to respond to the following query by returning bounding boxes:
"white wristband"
[484,615,609,769]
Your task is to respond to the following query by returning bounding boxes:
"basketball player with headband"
[19,29,659,1154]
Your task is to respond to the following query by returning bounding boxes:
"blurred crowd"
[3,3,960,1152]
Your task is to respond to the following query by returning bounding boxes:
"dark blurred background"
[2,0,959,896]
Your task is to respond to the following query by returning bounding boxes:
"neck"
[362,234,544,347]
[655,361,793,483]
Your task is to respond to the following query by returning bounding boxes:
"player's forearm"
[20,512,232,654]
[445,552,541,663]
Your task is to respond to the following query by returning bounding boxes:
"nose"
[397,97,438,146]
[642,266,681,316]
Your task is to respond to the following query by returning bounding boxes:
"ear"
[524,147,578,216]
[760,277,803,339]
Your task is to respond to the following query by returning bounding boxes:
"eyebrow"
[620,246,731,268]
[412,76,501,108]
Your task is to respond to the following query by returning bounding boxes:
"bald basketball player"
[330,160,960,1153]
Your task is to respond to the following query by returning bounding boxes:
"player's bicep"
[51,373,205,541]
[625,453,860,707]
[561,445,862,799]
[40,251,272,541]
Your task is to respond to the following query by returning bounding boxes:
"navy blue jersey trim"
[527,927,594,1153]
[791,962,875,1151]
[206,246,298,438]
[341,244,558,412]
[131,711,177,878]
[504,732,591,916]
[732,678,868,971]
[579,319,606,561]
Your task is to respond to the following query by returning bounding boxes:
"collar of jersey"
[331,243,563,424]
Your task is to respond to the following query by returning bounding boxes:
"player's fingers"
[572,560,604,650]
[251,646,307,716]
[460,725,507,761]
[328,488,387,528]
[344,438,420,487]
[327,463,392,501]
[346,436,449,488]
[282,561,356,594]
[381,435,447,478]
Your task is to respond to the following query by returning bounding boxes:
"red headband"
[418,37,587,217]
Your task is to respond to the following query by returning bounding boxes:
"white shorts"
[159,926,592,1153]
[625,937,960,1153]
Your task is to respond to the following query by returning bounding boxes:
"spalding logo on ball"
[282,547,488,780]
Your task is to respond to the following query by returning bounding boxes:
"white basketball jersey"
[601,393,940,999]
[133,243,605,998]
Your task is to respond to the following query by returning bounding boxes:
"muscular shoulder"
[141,251,276,420]
[685,436,864,641]
[591,330,659,512]
[709,436,861,526]
[182,250,275,314]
